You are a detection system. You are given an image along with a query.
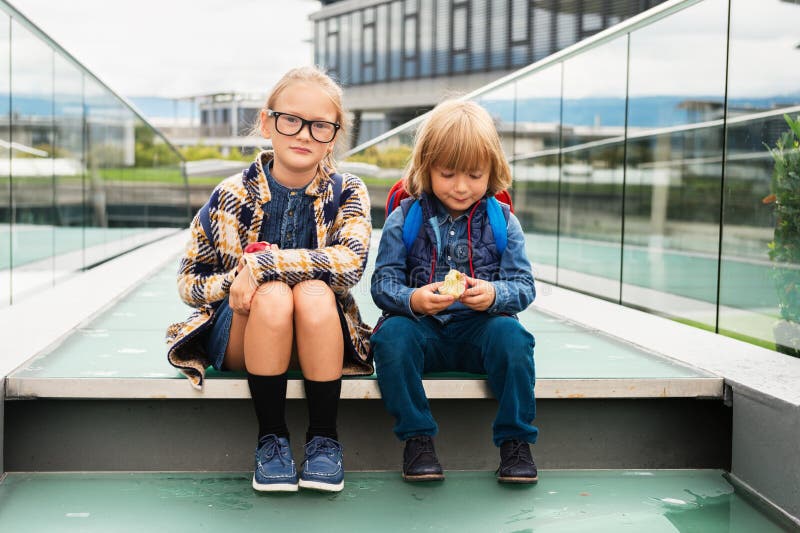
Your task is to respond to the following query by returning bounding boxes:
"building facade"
[311,0,666,145]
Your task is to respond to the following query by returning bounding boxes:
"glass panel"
[351,11,362,84]
[84,77,110,259]
[583,12,603,33]
[720,0,800,355]
[1,6,187,307]
[558,36,628,300]
[53,54,85,281]
[419,0,433,76]
[489,0,507,68]
[390,1,402,79]
[511,0,528,42]
[363,25,374,65]
[376,4,388,81]
[623,0,728,326]
[556,11,577,50]
[345,122,415,228]
[404,17,416,58]
[434,0,450,75]
[513,65,563,283]
[326,32,338,72]
[0,12,9,307]
[132,112,184,231]
[532,6,552,61]
[10,19,54,302]
[514,65,562,156]
[511,44,528,67]
[339,15,350,83]
[453,5,467,51]
[474,83,516,161]
[469,0,486,71]
[315,21,325,67]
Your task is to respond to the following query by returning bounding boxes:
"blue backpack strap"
[387,189,400,216]
[402,200,422,252]
[486,197,508,256]
[198,200,213,245]
[321,171,345,224]
[331,172,344,207]
[197,198,225,265]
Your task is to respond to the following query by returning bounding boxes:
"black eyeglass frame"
[268,110,341,143]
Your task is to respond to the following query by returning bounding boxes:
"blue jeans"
[371,314,537,447]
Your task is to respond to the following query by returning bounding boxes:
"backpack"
[197,171,344,263]
[385,178,512,256]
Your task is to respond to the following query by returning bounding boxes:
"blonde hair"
[259,66,347,176]
[405,99,512,197]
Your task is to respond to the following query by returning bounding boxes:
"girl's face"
[430,164,490,219]
[261,81,339,182]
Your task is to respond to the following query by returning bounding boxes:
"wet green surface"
[11,251,707,380]
[0,470,786,532]
[1,226,149,269]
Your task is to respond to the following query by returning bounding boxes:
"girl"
[370,100,538,483]
[166,66,373,493]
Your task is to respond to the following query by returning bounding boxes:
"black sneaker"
[402,436,445,481]
[497,439,538,483]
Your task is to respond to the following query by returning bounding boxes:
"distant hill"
[128,97,197,120]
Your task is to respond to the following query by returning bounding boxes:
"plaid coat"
[166,151,373,389]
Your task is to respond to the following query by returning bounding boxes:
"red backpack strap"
[494,189,514,213]
[385,179,411,217]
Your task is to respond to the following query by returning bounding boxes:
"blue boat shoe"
[252,434,298,492]
[298,436,345,492]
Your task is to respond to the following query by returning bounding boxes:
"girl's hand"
[410,282,455,315]
[230,257,257,315]
[460,276,496,312]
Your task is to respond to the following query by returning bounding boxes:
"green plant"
[346,145,412,169]
[764,114,800,356]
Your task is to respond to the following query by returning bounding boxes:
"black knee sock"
[247,372,289,440]
[304,378,342,443]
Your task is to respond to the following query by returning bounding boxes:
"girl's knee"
[293,280,337,327]
[293,280,335,307]
[250,281,293,322]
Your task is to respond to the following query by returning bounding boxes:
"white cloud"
[9,0,320,97]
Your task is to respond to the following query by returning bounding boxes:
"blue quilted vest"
[401,193,510,288]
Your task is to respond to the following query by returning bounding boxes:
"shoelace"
[406,436,436,466]
[258,435,289,467]
[305,437,341,459]
[502,440,534,468]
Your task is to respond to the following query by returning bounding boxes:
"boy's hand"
[230,257,257,315]
[410,282,455,315]
[460,276,496,312]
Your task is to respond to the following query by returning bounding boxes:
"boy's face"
[430,164,491,219]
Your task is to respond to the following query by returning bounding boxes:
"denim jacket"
[371,195,536,324]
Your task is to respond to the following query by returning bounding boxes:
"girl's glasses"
[268,110,340,143]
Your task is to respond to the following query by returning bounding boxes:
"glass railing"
[344,0,800,358]
[0,1,190,306]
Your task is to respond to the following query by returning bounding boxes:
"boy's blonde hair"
[260,66,347,175]
[405,99,512,197]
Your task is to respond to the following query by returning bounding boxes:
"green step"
[0,470,785,532]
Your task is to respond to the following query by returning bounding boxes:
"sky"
[11,0,321,98]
